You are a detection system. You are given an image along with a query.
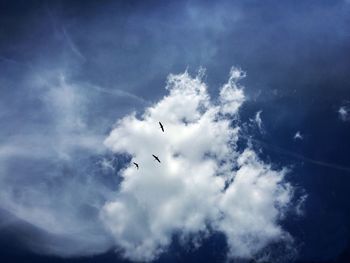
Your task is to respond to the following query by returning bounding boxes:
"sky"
[1,0,350,262]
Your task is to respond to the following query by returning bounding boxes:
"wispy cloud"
[62,27,86,61]
[0,68,114,256]
[248,137,350,173]
[90,85,151,106]
[338,103,350,122]
[0,67,300,262]
[293,131,303,140]
[0,56,33,69]
[255,110,264,133]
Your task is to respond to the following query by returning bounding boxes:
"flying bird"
[152,154,161,163]
[159,122,164,132]
[133,162,139,169]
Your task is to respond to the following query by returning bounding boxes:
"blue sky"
[1,1,350,262]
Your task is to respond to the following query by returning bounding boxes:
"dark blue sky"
[1,0,350,262]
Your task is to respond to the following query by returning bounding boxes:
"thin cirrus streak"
[62,27,86,61]
[90,85,151,106]
[245,136,350,173]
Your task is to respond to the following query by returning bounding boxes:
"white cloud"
[219,67,245,115]
[0,67,300,262]
[293,131,303,140]
[0,69,112,256]
[102,68,296,262]
[90,85,150,106]
[338,105,350,122]
[99,157,116,172]
[295,193,308,216]
[31,70,106,159]
[254,110,264,133]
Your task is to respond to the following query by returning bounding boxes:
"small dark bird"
[159,122,164,132]
[133,162,139,169]
[152,154,161,163]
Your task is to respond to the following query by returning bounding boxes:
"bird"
[152,154,161,163]
[133,162,139,169]
[159,122,164,132]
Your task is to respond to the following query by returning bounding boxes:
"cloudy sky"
[1,1,350,262]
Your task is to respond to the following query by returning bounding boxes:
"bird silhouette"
[152,154,161,163]
[159,122,164,132]
[133,162,139,169]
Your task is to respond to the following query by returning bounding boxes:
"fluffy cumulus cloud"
[102,68,295,262]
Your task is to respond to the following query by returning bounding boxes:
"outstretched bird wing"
[152,154,161,163]
[159,122,164,132]
[133,162,139,169]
